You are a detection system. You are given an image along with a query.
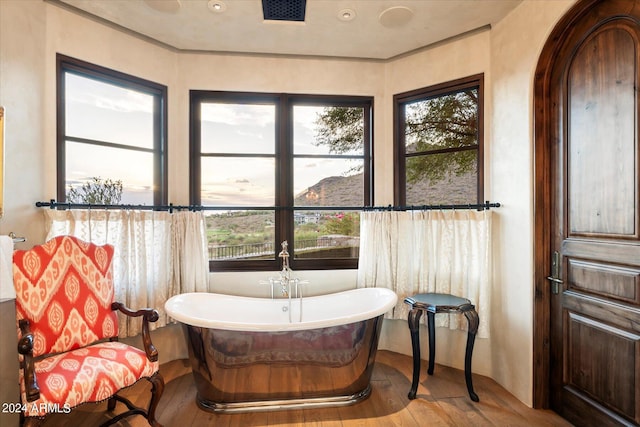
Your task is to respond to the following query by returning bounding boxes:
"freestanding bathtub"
[165,287,397,413]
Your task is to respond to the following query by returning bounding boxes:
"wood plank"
[154,359,195,419]
[376,351,456,426]
[37,351,573,427]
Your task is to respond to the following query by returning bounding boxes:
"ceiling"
[53,0,523,60]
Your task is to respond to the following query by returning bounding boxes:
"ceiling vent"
[262,0,306,22]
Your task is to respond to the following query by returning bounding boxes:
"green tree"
[321,212,359,236]
[314,107,364,154]
[405,90,478,184]
[67,177,123,204]
[314,90,478,184]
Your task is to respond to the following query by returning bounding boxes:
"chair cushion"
[13,236,119,356]
[20,341,159,418]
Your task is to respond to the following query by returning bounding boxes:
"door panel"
[546,1,640,425]
[563,239,640,266]
[567,25,638,237]
[567,259,640,303]
[566,311,639,418]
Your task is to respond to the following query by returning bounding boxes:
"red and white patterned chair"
[12,235,164,427]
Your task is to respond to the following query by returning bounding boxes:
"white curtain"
[44,209,209,337]
[357,209,492,338]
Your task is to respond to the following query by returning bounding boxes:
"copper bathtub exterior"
[183,315,384,413]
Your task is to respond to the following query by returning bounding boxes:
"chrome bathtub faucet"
[259,241,309,322]
[278,240,292,297]
[278,241,294,322]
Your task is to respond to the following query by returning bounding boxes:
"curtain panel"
[357,209,492,338]
[44,209,209,337]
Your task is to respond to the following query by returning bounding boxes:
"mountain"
[295,175,364,207]
[294,171,477,208]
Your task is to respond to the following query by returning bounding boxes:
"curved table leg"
[462,305,480,402]
[426,310,436,375]
[407,307,423,400]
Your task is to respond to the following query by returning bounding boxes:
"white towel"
[0,235,15,301]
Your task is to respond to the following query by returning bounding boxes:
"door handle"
[546,276,563,294]
[547,251,562,294]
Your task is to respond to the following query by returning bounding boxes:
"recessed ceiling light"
[144,0,181,14]
[338,8,356,22]
[207,0,227,13]
[379,6,413,28]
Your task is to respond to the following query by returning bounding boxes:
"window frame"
[190,91,373,272]
[393,74,484,206]
[56,54,168,205]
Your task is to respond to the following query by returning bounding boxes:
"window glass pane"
[294,158,363,207]
[201,157,275,206]
[405,88,478,154]
[294,105,364,155]
[205,210,275,260]
[406,152,477,205]
[293,210,360,259]
[201,103,275,154]
[193,92,372,270]
[65,141,153,204]
[65,73,154,149]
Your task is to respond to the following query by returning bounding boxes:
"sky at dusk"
[65,73,362,206]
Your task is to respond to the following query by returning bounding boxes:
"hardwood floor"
[40,351,572,426]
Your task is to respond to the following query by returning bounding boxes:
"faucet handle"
[259,278,278,299]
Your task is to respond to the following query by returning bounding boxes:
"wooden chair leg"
[147,371,165,427]
[107,396,117,411]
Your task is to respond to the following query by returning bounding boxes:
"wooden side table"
[404,293,480,402]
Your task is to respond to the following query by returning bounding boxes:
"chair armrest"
[17,319,40,402]
[111,302,160,362]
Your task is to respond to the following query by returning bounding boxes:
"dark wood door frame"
[532,0,601,409]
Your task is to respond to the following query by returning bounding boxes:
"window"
[394,74,483,206]
[190,92,372,271]
[57,54,167,205]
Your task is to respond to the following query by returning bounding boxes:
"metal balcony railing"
[208,236,359,260]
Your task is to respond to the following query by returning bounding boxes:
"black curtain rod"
[35,200,500,212]
[363,202,501,211]
[37,200,195,213]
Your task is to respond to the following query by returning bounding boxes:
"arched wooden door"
[534,0,640,425]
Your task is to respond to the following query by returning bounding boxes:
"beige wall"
[0,1,577,418]
[487,0,577,404]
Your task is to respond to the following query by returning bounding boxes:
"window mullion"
[364,105,372,206]
[154,94,166,206]
[189,95,202,205]
[276,95,293,254]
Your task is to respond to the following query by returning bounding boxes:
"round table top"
[404,293,471,309]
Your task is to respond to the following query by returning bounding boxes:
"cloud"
[201,103,275,127]
[66,73,153,113]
